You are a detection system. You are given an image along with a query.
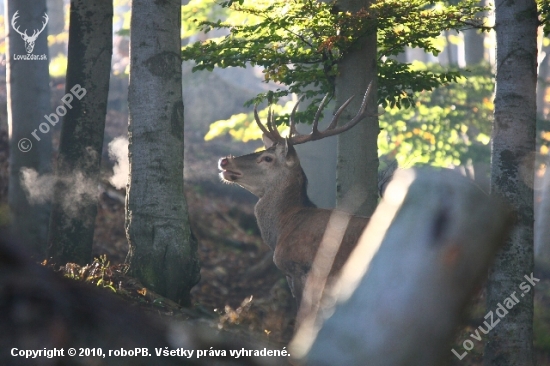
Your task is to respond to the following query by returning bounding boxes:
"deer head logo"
[11,11,49,54]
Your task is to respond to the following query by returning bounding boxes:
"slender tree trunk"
[47,0,112,265]
[126,0,200,306]
[464,0,486,66]
[5,0,51,256]
[536,157,550,267]
[45,0,65,57]
[484,0,538,364]
[535,48,550,266]
[464,29,485,66]
[335,0,378,217]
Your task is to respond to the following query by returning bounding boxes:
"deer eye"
[263,156,273,163]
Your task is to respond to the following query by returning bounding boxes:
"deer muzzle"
[218,157,241,182]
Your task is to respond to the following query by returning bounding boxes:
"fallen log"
[291,168,514,366]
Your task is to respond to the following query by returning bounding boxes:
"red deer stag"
[218,84,373,305]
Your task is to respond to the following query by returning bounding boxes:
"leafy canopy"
[181,0,487,127]
[538,0,550,36]
[378,63,494,167]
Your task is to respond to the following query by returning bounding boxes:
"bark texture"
[5,0,51,256]
[126,0,200,306]
[48,0,113,265]
[334,0,379,217]
[485,0,538,364]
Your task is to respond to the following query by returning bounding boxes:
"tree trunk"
[463,0,486,65]
[126,0,200,306]
[5,0,52,256]
[295,100,337,209]
[535,48,550,267]
[46,0,65,57]
[484,0,538,364]
[536,158,550,267]
[439,30,461,66]
[335,0,379,218]
[291,169,513,365]
[47,0,112,265]
[463,28,485,65]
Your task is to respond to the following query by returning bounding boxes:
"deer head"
[218,82,373,198]
[219,139,302,198]
[11,11,49,54]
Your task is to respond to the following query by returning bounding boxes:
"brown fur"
[219,141,369,305]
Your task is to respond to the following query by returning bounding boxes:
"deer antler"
[254,103,285,145]
[254,81,373,147]
[289,81,373,145]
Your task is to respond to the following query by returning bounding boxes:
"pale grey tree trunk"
[45,0,65,57]
[295,100,337,209]
[535,48,550,266]
[5,0,51,256]
[464,29,485,65]
[126,0,200,306]
[47,0,112,265]
[464,0,486,65]
[484,0,538,364]
[439,30,461,67]
[335,0,379,217]
[536,157,550,266]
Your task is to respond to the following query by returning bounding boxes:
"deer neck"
[254,169,315,251]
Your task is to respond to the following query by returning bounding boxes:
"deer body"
[220,141,369,304]
[219,83,373,304]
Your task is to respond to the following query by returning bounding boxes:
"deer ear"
[262,134,275,148]
[283,139,298,166]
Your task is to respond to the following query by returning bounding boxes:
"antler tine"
[325,94,356,131]
[254,104,276,141]
[289,81,374,145]
[289,95,305,138]
[286,93,330,145]
[312,94,330,134]
[267,105,284,142]
[323,81,373,134]
[344,80,373,125]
